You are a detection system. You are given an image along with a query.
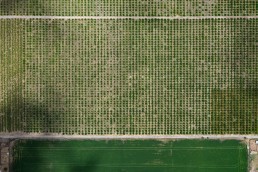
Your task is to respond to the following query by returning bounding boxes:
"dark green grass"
[12,139,248,172]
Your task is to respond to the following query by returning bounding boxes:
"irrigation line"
[0,133,258,140]
[0,16,257,20]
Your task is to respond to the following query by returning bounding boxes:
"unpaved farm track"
[0,16,257,19]
[0,133,258,140]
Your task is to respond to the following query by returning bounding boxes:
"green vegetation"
[12,139,248,172]
[0,18,257,134]
[0,19,24,132]
[211,19,258,134]
[0,0,256,16]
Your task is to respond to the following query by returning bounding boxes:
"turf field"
[0,1,257,134]
[11,139,248,172]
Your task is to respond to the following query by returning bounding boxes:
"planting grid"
[0,0,257,16]
[0,1,257,135]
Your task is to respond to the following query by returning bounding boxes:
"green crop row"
[0,0,256,16]
[0,18,257,134]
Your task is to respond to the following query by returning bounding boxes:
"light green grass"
[12,139,248,172]
[0,19,24,132]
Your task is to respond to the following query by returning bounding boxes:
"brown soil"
[0,139,11,172]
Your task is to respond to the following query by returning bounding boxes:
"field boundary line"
[0,133,258,140]
[0,16,257,20]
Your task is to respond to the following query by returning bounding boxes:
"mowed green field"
[0,18,257,134]
[12,140,248,172]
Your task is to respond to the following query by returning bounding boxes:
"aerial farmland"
[0,0,257,172]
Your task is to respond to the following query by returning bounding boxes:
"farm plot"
[0,0,256,16]
[11,139,248,172]
[0,19,24,132]
[0,18,257,134]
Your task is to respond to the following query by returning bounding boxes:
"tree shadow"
[11,140,99,172]
[0,83,65,133]
[0,0,45,15]
[70,158,99,172]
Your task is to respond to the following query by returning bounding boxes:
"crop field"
[0,0,257,16]
[0,1,257,135]
[11,139,248,172]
